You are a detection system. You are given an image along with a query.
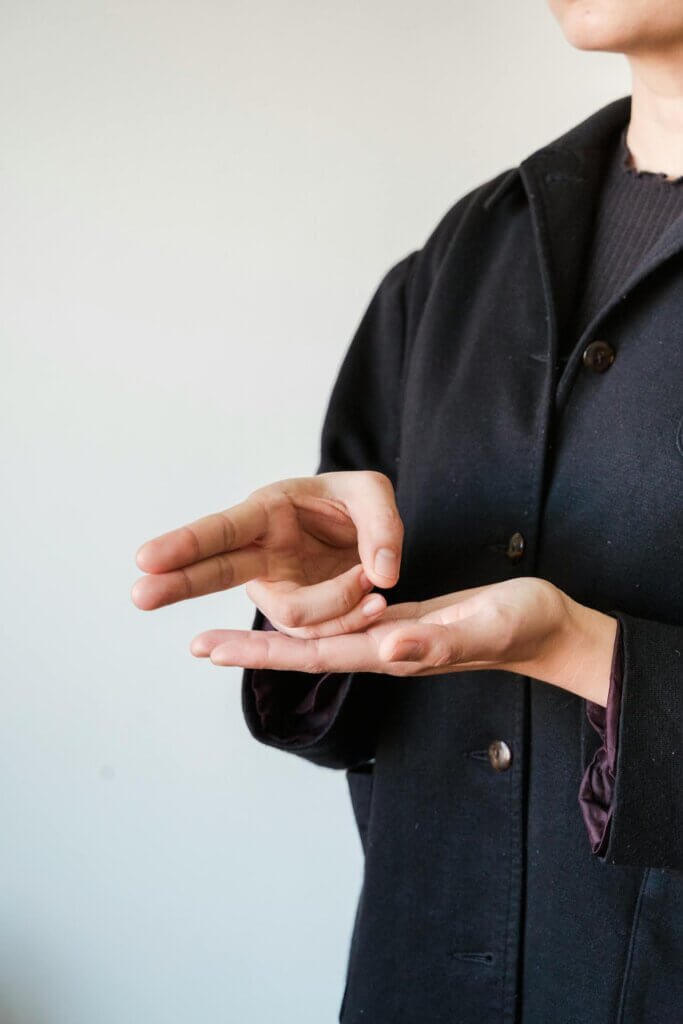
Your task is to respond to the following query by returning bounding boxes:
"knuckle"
[431,638,454,667]
[178,567,193,600]
[490,603,518,656]
[362,469,391,488]
[293,625,317,640]
[217,512,236,551]
[339,582,359,615]
[274,600,306,629]
[373,502,402,523]
[374,509,404,540]
[362,470,399,499]
[533,578,566,619]
[215,553,235,589]
[262,631,287,669]
[183,525,202,563]
[246,484,269,503]
[301,640,324,675]
[246,484,281,518]
[325,614,348,636]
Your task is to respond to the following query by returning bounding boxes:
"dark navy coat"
[241,95,682,1023]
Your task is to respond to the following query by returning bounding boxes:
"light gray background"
[1,3,629,1022]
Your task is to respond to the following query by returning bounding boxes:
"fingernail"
[389,640,423,662]
[361,594,385,616]
[374,548,398,579]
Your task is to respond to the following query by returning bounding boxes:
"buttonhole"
[465,749,491,763]
[451,951,495,966]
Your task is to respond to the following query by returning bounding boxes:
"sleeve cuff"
[578,617,624,855]
[249,614,350,743]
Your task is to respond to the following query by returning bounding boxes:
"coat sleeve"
[594,609,682,872]
[240,249,420,771]
[245,611,350,745]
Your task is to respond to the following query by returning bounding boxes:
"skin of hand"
[133,474,616,706]
[131,471,404,637]
[192,576,618,708]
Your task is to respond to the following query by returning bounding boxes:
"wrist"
[506,584,617,705]
[545,594,618,705]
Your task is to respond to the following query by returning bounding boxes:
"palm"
[193,578,569,678]
[251,490,361,588]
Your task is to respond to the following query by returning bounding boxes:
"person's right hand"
[131,471,404,639]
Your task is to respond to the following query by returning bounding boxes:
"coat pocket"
[345,760,375,855]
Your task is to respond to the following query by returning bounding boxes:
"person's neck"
[625,54,683,180]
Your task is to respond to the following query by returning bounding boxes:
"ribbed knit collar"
[619,126,683,186]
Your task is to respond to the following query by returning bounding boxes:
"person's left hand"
[191,576,618,706]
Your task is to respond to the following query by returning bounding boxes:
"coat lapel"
[487,94,683,410]
[519,97,631,366]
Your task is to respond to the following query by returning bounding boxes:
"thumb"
[332,471,404,589]
[379,608,498,669]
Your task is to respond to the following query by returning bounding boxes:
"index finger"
[135,496,269,574]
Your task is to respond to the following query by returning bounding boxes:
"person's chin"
[555,4,632,53]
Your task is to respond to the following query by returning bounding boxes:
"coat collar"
[482,95,632,212]
[483,94,683,372]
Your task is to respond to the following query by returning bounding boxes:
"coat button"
[582,339,615,373]
[506,531,525,561]
[488,740,512,772]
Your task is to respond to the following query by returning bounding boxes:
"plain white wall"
[0,3,629,1022]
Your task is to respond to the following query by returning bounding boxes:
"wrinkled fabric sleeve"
[581,610,682,872]
[247,611,349,745]
[579,619,624,856]
[240,249,420,771]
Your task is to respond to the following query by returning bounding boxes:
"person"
[132,2,682,1021]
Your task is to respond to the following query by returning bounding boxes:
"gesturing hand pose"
[132,471,403,637]
[132,472,617,707]
[191,575,617,707]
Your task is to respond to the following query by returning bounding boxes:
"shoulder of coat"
[413,165,520,281]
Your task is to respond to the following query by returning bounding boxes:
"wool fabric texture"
[240,95,683,1024]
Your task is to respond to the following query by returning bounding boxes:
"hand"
[131,471,404,637]
[192,576,618,706]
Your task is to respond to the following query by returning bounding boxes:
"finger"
[204,627,382,673]
[135,495,270,573]
[191,593,420,656]
[191,629,238,657]
[131,544,269,611]
[379,610,503,670]
[297,589,387,636]
[322,471,404,589]
[247,563,386,634]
